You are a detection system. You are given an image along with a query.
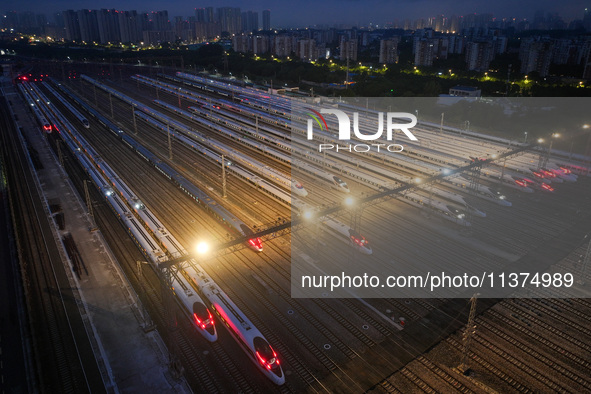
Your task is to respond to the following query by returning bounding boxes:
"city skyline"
[4,0,590,28]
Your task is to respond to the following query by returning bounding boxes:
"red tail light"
[542,183,554,191]
[248,238,263,250]
[515,180,526,187]
[256,351,278,370]
[194,312,213,328]
[351,236,368,247]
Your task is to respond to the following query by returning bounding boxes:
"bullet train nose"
[338,182,350,193]
[292,181,308,197]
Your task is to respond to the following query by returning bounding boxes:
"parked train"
[50,81,284,382]
[148,75,493,222]
[80,75,373,254]
[38,82,218,343]
[42,82,90,128]
[190,264,285,385]
[53,78,266,253]
[151,99,349,194]
[321,217,372,254]
[83,75,308,198]
[18,83,52,132]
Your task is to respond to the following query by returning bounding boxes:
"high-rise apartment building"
[379,38,399,64]
[262,10,271,31]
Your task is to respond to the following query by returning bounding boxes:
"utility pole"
[584,130,591,176]
[345,57,350,88]
[84,180,97,231]
[159,264,184,379]
[84,180,93,221]
[500,154,508,182]
[132,106,138,135]
[459,293,479,374]
[109,92,114,118]
[167,124,173,160]
[579,235,591,285]
[136,261,155,331]
[221,155,227,198]
[57,140,64,167]
[505,64,512,96]
[427,182,434,218]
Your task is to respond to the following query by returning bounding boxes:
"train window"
[333,176,346,186]
[193,302,209,319]
[253,337,274,361]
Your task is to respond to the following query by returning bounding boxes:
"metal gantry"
[83,180,97,231]
[164,143,535,266]
[158,259,188,380]
[459,293,479,374]
[221,154,227,198]
[580,234,591,285]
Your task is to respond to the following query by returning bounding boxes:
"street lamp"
[343,196,355,208]
[538,133,559,170]
[195,241,210,255]
[302,209,315,221]
[583,125,591,175]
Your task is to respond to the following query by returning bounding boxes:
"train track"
[445,336,535,393]
[0,96,95,392]
[476,320,589,390]
[23,70,591,393]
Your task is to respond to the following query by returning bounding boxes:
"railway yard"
[1,63,591,393]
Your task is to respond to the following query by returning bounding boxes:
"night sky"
[9,0,590,27]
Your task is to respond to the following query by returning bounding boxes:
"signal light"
[515,180,526,187]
